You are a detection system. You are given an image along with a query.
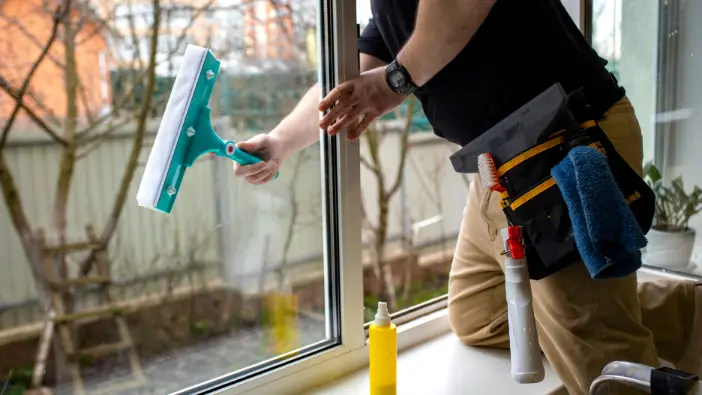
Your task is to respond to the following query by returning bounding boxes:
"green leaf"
[644,165,701,228]
[644,162,662,184]
[672,178,687,199]
[648,170,702,230]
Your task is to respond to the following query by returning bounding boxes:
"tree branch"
[126,2,145,72]
[0,11,100,125]
[387,97,414,198]
[408,153,441,208]
[78,76,96,124]
[360,198,378,234]
[75,118,132,161]
[83,0,162,275]
[276,151,307,288]
[0,2,71,149]
[75,3,110,46]
[24,89,62,126]
[365,124,382,171]
[360,155,381,178]
[0,77,66,146]
[76,0,217,141]
[76,73,146,140]
[76,94,168,161]
[0,151,51,308]
[52,0,80,262]
[77,0,217,274]
[0,14,66,68]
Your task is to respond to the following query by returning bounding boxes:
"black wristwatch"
[385,59,420,96]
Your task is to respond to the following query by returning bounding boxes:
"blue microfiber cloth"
[551,146,647,279]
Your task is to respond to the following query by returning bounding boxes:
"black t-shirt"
[357,0,609,147]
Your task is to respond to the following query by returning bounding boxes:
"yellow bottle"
[369,301,397,395]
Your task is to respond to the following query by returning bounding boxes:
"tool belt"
[450,75,656,280]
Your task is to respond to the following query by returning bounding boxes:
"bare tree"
[276,150,308,287]
[256,150,307,323]
[0,0,227,381]
[361,98,415,312]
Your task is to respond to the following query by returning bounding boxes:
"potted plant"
[643,162,702,270]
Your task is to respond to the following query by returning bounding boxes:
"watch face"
[389,70,405,88]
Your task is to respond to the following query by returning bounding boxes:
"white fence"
[0,118,471,329]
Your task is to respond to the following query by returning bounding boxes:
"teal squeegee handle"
[183,106,279,179]
[221,143,280,180]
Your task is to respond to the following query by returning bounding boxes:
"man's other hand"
[232,134,283,185]
[318,66,405,140]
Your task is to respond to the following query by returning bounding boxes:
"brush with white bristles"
[477,153,505,192]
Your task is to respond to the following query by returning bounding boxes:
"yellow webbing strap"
[495,120,607,210]
[507,181,641,213]
[499,191,511,208]
[588,141,606,154]
[498,121,598,177]
[509,178,557,210]
[581,120,597,129]
[497,137,564,177]
[626,191,641,203]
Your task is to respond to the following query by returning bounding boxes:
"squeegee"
[136,45,278,214]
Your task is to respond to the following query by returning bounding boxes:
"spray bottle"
[502,226,545,383]
[369,301,397,395]
[477,153,544,384]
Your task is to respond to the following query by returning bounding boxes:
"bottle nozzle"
[374,301,391,327]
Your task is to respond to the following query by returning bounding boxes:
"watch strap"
[386,59,420,96]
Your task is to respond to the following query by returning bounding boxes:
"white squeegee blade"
[136,45,208,210]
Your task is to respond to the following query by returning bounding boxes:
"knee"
[448,297,509,348]
[448,315,484,347]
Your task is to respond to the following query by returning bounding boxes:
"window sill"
[308,314,565,395]
[222,266,694,395]
[299,307,565,395]
[217,306,452,395]
[298,267,694,395]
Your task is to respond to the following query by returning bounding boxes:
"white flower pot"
[644,228,696,270]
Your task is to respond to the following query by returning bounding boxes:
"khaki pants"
[447,97,702,395]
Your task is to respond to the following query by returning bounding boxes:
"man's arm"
[396,0,497,87]
[271,53,387,160]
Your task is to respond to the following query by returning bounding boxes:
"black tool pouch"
[496,89,655,280]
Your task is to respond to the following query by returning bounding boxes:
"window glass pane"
[0,0,339,393]
[592,0,702,278]
[591,0,657,164]
[356,4,465,323]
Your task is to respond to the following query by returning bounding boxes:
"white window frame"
[167,0,453,393]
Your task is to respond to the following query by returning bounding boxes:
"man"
[233,0,702,394]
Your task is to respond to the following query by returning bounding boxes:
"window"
[0,0,366,394]
[589,0,657,164]
[590,0,702,278]
[356,3,459,326]
[358,118,466,323]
